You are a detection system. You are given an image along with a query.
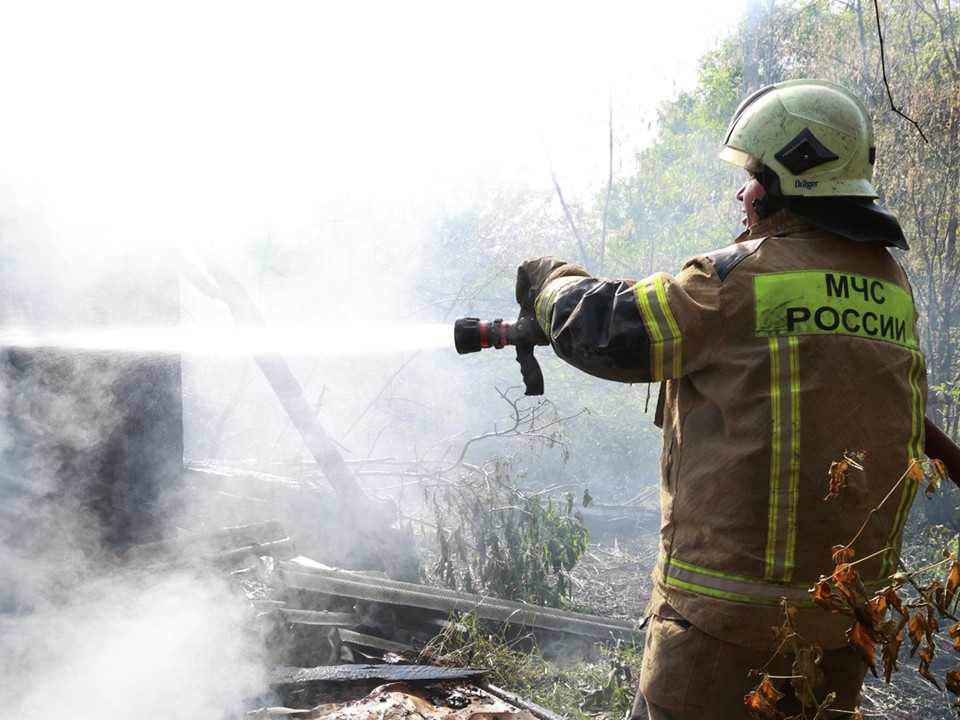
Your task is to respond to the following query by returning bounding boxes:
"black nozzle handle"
[515,345,544,396]
[515,289,546,396]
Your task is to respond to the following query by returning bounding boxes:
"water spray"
[0,323,452,358]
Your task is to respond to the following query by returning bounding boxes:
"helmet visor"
[718,145,762,173]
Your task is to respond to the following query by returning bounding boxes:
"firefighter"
[515,79,927,718]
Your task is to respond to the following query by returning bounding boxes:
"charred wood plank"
[267,663,490,690]
[280,608,358,627]
[123,520,293,567]
[280,561,642,644]
[211,539,297,568]
[337,628,413,655]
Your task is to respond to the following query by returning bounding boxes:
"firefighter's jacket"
[531,209,927,650]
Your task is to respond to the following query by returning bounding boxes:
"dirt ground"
[568,532,658,623]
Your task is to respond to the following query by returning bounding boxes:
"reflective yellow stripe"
[786,339,802,576]
[634,280,662,375]
[765,338,782,577]
[882,348,926,575]
[654,275,683,378]
[764,337,801,582]
[634,273,682,380]
[535,276,582,335]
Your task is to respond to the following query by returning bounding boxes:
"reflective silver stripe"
[659,555,812,605]
[658,555,887,607]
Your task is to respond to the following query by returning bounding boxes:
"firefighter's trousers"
[631,608,868,720]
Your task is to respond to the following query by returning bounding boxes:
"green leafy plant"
[425,459,589,608]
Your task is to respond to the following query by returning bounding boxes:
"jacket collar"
[743,208,817,239]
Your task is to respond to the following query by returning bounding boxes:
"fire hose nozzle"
[454,318,507,354]
[453,315,548,396]
[453,317,548,355]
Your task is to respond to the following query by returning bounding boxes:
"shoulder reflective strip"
[754,271,918,349]
[535,276,583,335]
[658,555,815,606]
[881,348,927,576]
[764,336,801,583]
[633,274,682,380]
[658,555,890,606]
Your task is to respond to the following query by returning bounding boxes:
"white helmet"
[719,79,877,198]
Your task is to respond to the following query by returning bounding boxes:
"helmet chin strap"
[751,193,785,220]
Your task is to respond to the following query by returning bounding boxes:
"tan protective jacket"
[533,210,927,650]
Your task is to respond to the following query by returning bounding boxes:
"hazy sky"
[0,1,745,250]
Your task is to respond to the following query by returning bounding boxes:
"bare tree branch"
[540,135,591,268]
[874,0,929,142]
[443,389,579,471]
[600,90,614,278]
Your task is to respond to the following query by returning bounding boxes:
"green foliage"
[426,460,589,608]
[420,613,644,720]
[417,178,574,318]
[600,38,745,278]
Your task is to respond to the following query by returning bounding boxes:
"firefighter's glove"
[515,256,578,304]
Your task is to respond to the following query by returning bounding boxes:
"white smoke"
[0,568,266,720]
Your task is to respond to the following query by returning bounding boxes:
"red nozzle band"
[476,319,508,349]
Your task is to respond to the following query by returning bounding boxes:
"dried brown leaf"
[831,544,855,565]
[881,622,902,684]
[947,670,960,698]
[908,611,927,656]
[918,644,942,691]
[811,578,838,612]
[934,458,949,483]
[744,674,784,720]
[832,563,864,611]
[771,624,793,655]
[825,460,850,500]
[847,621,878,677]
[784,603,798,627]
[925,580,947,615]
[906,460,927,485]
[872,585,904,617]
[945,562,960,610]
[831,563,857,585]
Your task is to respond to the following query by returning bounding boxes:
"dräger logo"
[795,180,819,189]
